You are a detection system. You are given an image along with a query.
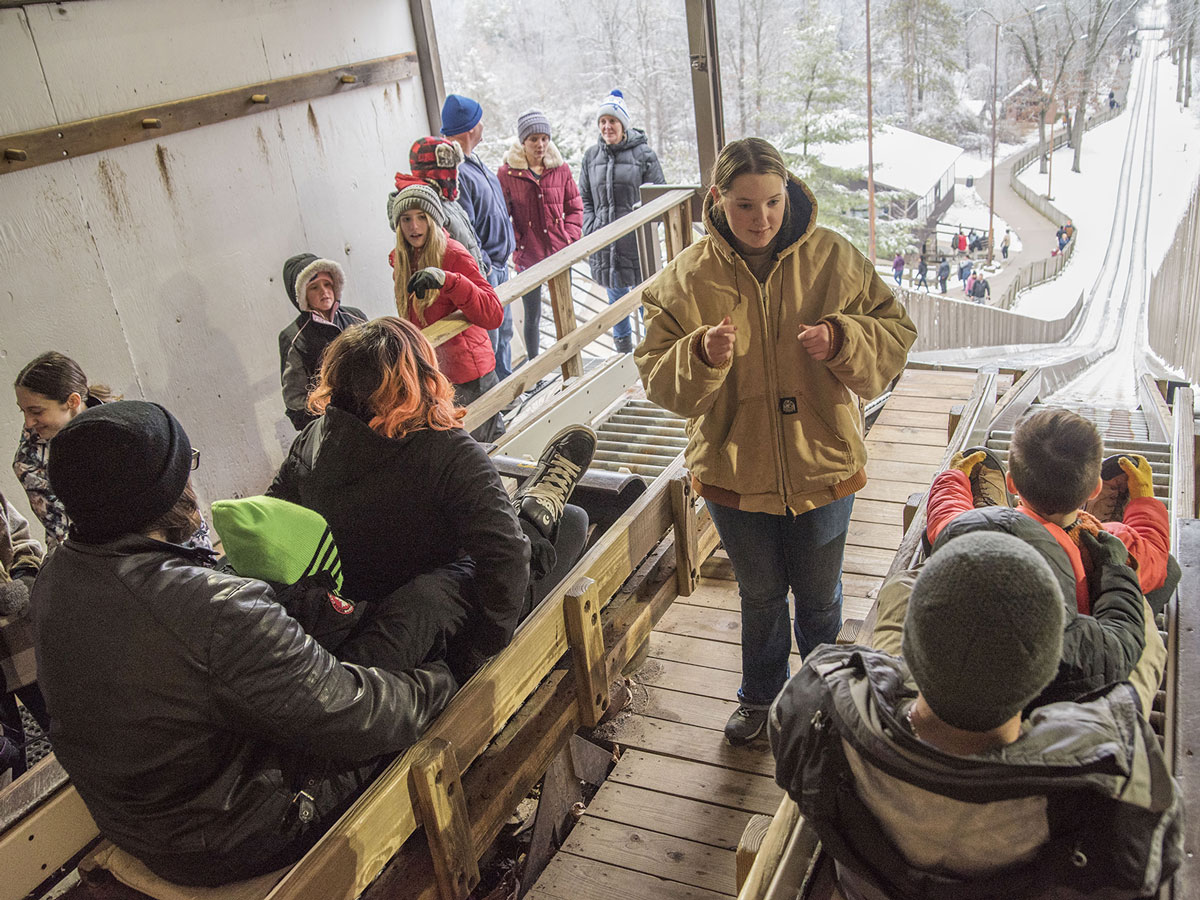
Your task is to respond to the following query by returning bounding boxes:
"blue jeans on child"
[706,495,855,708]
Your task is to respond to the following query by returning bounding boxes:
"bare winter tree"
[1010,2,1081,173]
[1066,0,1138,172]
[880,0,960,125]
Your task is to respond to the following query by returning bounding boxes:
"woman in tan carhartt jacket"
[635,138,916,746]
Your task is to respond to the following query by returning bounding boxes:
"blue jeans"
[607,283,633,340]
[706,495,854,707]
[487,265,513,380]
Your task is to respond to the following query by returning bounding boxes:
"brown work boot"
[962,446,1010,508]
[1083,455,1131,522]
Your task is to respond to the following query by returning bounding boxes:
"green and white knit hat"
[211,495,342,591]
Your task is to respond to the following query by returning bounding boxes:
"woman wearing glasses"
[13,352,211,550]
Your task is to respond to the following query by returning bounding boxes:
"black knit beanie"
[48,401,192,543]
[902,531,1064,731]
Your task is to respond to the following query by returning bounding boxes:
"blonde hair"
[393,213,448,325]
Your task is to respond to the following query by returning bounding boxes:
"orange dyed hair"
[307,317,465,438]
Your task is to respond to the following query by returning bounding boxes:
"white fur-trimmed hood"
[503,140,565,171]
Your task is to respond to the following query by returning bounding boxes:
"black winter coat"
[31,535,454,884]
[578,128,665,288]
[933,507,1145,710]
[269,407,530,656]
[279,306,367,430]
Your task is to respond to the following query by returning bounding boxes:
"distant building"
[797,126,964,224]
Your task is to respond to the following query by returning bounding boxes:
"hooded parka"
[635,176,917,515]
[578,127,665,287]
[770,645,1183,900]
[278,254,367,431]
[498,141,584,271]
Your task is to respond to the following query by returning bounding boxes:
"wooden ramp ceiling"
[527,368,995,899]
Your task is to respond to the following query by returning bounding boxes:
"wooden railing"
[903,290,1083,354]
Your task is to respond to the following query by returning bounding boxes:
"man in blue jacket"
[442,94,517,379]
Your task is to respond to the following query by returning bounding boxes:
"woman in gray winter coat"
[578,90,665,353]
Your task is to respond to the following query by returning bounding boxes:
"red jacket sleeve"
[563,167,584,242]
[440,239,503,330]
[925,470,974,544]
[1106,497,1170,593]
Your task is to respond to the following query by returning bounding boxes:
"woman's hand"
[407,267,446,299]
[798,323,833,361]
[703,316,737,366]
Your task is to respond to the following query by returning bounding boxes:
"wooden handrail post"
[411,739,478,900]
[670,474,700,596]
[563,578,608,727]
[547,271,583,380]
[947,403,964,442]
[663,200,694,261]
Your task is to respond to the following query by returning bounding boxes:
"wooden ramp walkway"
[527,369,991,900]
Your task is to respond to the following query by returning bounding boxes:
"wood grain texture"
[585,782,754,851]
[607,750,782,816]
[528,853,732,900]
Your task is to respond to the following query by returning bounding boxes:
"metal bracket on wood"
[670,474,700,596]
[411,739,479,900]
[563,578,608,727]
[0,52,417,175]
[547,271,583,381]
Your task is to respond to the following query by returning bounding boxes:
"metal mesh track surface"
[591,399,688,481]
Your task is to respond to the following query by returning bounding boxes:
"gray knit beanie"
[387,183,447,231]
[902,531,1064,731]
[517,109,552,143]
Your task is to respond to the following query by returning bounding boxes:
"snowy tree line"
[430,0,1182,251]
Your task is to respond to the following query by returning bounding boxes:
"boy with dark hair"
[1007,406,1103,517]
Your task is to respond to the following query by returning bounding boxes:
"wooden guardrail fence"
[1148,179,1200,385]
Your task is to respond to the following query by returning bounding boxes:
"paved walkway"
[972,148,1061,300]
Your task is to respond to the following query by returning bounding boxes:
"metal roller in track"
[591,398,689,481]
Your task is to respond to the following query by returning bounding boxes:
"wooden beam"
[407,0,446,136]
[670,474,700,597]
[564,579,608,727]
[547,271,583,380]
[411,740,478,900]
[0,784,98,900]
[1,53,418,176]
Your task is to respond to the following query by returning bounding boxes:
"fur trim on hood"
[283,253,345,313]
[503,140,565,171]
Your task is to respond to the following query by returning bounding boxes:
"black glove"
[0,576,32,617]
[1080,529,1130,570]
[406,267,446,300]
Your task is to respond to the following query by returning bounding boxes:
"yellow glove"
[1118,454,1155,500]
[949,450,986,477]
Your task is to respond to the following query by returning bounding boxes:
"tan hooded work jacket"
[635,176,917,514]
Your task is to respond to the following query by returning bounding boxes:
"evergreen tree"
[778,14,866,157]
[879,0,961,125]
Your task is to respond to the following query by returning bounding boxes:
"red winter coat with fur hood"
[497,141,583,271]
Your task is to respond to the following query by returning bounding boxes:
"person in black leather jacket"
[32,400,456,886]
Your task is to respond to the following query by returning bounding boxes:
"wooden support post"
[947,403,964,442]
[903,492,924,534]
[411,740,478,900]
[547,271,583,380]
[670,474,700,596]
[662,203,694,262]
[563,578,608,727]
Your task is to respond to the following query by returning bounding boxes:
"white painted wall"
[0,0,432,537]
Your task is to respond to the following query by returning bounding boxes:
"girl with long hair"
[13,351,211,551]
[387,182,506,442]
[636,138,917,745]
[269,317,593,669]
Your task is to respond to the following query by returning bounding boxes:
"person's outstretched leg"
[784,495,854,656]
[525,504,589,616]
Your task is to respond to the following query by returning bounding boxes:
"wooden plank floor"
[528,369,988,899]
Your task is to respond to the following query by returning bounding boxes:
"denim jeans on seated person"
[706,495,854,708]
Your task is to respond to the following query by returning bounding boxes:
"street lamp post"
[985,5,1046,267]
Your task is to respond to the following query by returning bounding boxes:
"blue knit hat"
[440,94,483,136]
[597,89,631,133]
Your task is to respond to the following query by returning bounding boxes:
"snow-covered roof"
[797,126,964,195]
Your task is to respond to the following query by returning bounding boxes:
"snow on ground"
[955,134,1036,180]
[939,179,1022,260]
[1013,51,1200,321]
